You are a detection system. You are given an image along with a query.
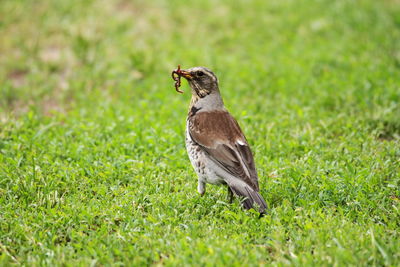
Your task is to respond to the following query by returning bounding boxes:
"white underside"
[185,123,226,194]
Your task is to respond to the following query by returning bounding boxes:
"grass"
[1,0,400,265]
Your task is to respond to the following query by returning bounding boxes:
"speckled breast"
[185,126,206,178]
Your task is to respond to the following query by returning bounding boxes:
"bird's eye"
[197,71,204,77]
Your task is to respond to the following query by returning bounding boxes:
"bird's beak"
[179,70,193,80]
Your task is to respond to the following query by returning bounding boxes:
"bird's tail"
[228,183,267,214]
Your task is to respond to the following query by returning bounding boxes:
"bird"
[174,66,267,214]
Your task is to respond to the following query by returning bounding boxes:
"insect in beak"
[171,65,192,93]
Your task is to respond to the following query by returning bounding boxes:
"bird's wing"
[188,110,259,191]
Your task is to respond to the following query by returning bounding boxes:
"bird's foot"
[227,187,234,203]
[198,181,206,196]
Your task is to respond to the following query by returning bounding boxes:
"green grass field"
[1,0,400,265]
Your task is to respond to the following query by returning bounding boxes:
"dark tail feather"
[229,184,267,214]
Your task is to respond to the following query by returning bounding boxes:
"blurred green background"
[1,0,399,265]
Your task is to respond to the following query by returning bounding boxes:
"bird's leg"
[227,187,234,203]
[198,180,206,196]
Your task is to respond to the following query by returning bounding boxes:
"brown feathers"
[178,66,267,213]
[188,110,259,191]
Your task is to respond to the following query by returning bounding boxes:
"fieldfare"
[172,66,267,214]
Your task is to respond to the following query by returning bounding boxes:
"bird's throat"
[190,94,201,106]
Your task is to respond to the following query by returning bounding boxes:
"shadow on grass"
[368,119,400,141]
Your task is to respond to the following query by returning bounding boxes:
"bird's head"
[178,66,219,98]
